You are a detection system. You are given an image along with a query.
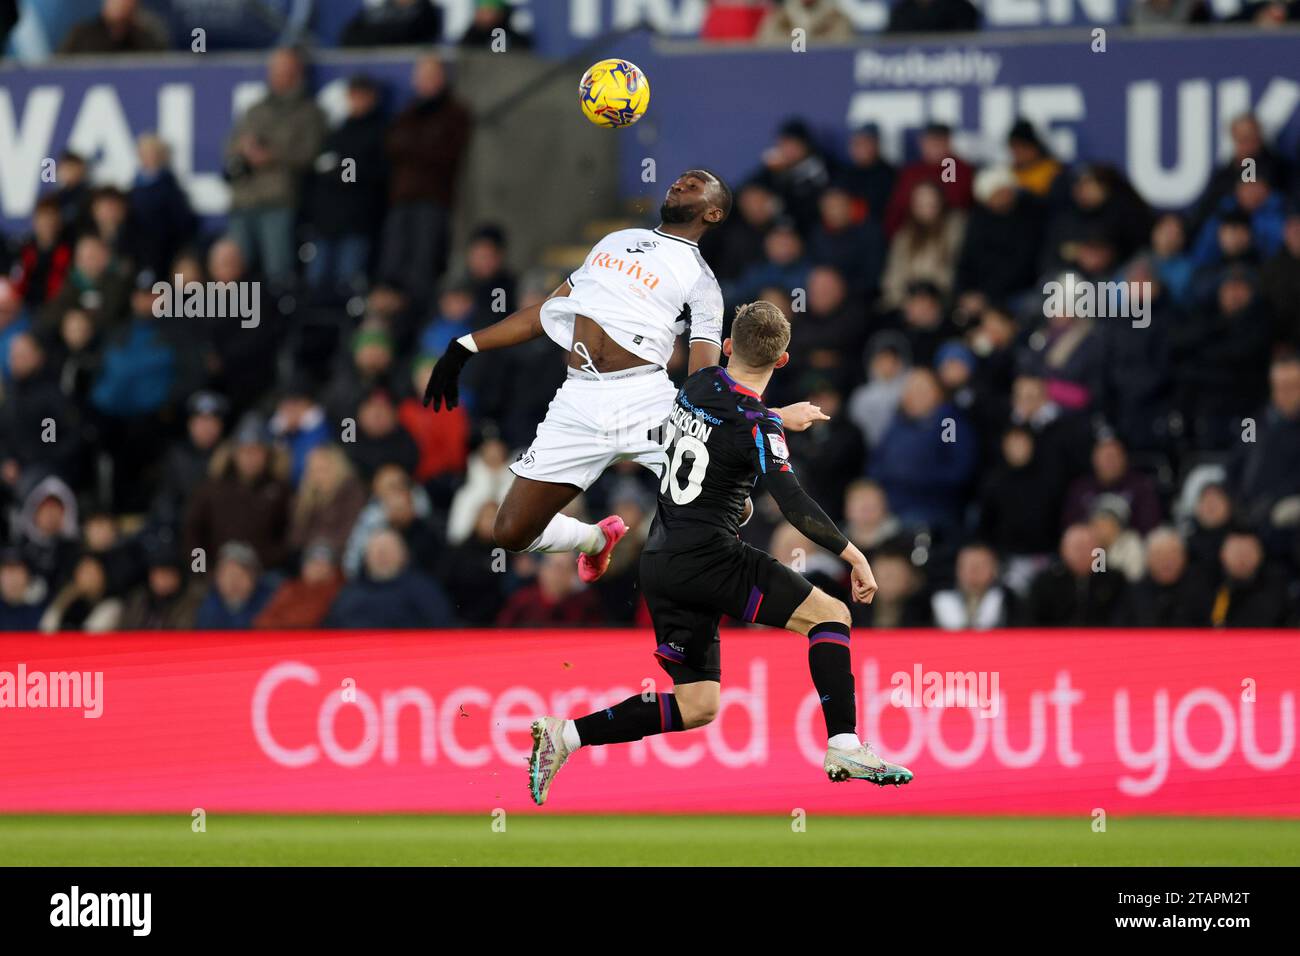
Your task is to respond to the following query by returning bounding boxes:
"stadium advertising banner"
[626,30,1300,210]
[1,630,1296,816]
[2,31,1299,234]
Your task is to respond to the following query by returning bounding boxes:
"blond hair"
[730,300,791,368]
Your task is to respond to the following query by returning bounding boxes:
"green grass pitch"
[1,815,1296,866]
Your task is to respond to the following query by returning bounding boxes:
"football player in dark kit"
[528,300,914,805]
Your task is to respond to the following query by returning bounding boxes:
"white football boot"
[824,743,914,787]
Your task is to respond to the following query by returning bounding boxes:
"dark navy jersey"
[645,366,848,556]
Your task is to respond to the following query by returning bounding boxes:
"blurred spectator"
[882,280,953,370]
[886,0,980,32]
[153,390,227,530]
[869,368,975,530]
[749,119,831,234]
[1026,524,1131,626]
[255,542,345,629]
[1007,119,1064,200]
[0,547,46,631]
[1185,481,1234,574]
[419,279,479,359]
[465,224,517,322]
[326,529,454,628]
[223,47,326,286]
[1130,528,1208,627]
[14,475,79,592]
[700,182,779,281]
[756,0,855,43]
[344,386,420,482]
[52,151,92,241]
[40,554,122,633]
[838,123,895,224]
[10,197,72,310]
[59,0,169,54]
[323,319,399,423]
[1097,257,1176,452]
[1227,355,1300,530]
[847,334,909,449]
[1192,114,1286,232]
[1171,269,1272,449]
[1206,530,1293,627]
[1148,212,1195,306]
[375,471,444,572]
[1009,374,1092,483]
[783,378,863,521]
[1088,494,1146,583]
[341,0,443,46]
[184,415,293,570]
[782,266,866,389]
[1041,165,1152,276]
[268,377,330,486]
[459,0,533,49]
[343,464,433,577]
[841,479,903,551]
[807,186,885,297]
[1191,177,1285,269]
[198,239,280,419]
[880,180,965,308]
[305,74,389,296]
[1261,206,1300,347]
[129,134,198,276]
[931,542,1015,629]
[87,186,142,272]
[447,430,514,544]
[402,357,470,483]
[955,168,1044,306]
[288,444,369,559]
[976,426,1061,588]
[119,548,203,630]
[884,123,974,236]
[41,234,131,334]
[437,501,506,624]
[1,332,86,490]
[196,541,275,629]
[856,548,931,627]
[379,55,472,305]
[1062,435,1163,535]
[496,552,605,627]
[81,512,143,596]
[727,217,809,306]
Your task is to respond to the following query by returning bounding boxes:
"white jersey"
[539,226,724,368]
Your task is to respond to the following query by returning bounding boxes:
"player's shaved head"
[730,300,790,368]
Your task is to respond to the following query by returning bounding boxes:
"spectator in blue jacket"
[870,367,977,530]
[326,528,453,628]
[268,376,330,487]
[1191,177,1286,269]
[89,275,176,419]
[196,541,275,629]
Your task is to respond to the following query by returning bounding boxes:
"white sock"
[526,514,605,554]
[828,733,862,751]
[562,719,583,751]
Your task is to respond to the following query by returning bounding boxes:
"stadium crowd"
[0,34,1298,632]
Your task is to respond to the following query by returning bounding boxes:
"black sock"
[808,622,856,738]
[573,692,684,746]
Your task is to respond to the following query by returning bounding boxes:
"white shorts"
[510,367,678,490]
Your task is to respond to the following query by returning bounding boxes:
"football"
[578,58,649,129]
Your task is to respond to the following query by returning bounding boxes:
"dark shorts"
[640,538,814,684]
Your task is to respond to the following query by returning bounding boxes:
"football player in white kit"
[422,170,826,581]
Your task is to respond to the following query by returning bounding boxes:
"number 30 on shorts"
[658,422,710,504]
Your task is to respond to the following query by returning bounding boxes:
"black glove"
[423,340,474,410]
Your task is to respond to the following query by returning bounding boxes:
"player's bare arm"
[422,280,571,409]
